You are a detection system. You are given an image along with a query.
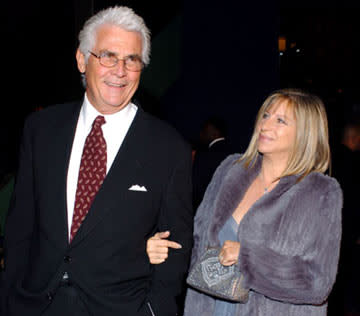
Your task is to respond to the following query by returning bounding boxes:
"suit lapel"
[70,108,148,247]
[45,102,81,249]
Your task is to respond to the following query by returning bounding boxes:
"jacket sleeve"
[190,154,240,269]
[146,143,194,316]
[1,116,36,314]
[238,177,343,305]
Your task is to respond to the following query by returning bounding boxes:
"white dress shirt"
[66,94,137,239]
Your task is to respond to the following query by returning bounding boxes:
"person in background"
[192,117,234,209]
[330,119,360,316]
[341,121,360,152]
[1,6,193,316]
[147,89,342,316]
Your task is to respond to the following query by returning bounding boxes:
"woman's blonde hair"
[241,89,330,180]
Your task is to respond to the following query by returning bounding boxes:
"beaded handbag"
[186,247,249,302]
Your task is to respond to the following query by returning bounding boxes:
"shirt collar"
[208,137,225,148]
[81,93,137,130]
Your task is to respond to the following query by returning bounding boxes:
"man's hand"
[146,231,182,264]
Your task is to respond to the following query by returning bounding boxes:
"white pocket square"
[128,184,147,192]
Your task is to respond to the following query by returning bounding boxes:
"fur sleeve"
[239,175,342,305]
[190,154,240,268]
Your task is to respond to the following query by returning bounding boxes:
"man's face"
[76,25,143,114]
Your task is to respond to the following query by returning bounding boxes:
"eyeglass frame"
[88,50,144,72]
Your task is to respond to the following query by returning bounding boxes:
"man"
[192,117,233,209]
[1,6,193,316]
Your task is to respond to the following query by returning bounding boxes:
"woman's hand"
[146,231,182,264]
[219,240,241,266]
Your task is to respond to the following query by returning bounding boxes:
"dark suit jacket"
[1,101,193,316]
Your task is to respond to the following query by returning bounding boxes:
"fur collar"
[207,156,298,246]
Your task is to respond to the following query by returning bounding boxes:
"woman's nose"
[260,116,273,130]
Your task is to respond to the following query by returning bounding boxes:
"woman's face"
[256,100,297,160]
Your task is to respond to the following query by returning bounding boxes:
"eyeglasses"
[88,50,144,72]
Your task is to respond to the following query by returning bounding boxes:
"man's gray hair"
[78,6,151,65]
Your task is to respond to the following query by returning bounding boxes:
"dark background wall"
[2,0,360,173]
[161,0,279,151]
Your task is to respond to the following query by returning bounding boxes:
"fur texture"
[184,154,342,316]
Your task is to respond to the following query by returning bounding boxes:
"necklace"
[259,172,277,195]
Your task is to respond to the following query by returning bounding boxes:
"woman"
[147,89,342,316]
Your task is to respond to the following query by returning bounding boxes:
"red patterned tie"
[70,115,107,242]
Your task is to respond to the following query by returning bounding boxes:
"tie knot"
[93,115,106,129]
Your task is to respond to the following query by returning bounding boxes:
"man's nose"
[112,59,127,76]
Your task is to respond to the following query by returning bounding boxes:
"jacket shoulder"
[24,101,80,127]
[300,172,342,196]
[294,172,343,221]
[212,153,242,177]
[138,111,190,152]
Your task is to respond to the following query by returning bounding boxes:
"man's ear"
[76,48,86,73]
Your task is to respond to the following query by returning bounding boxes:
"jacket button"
[64,255,72,263]
[46,292,53,301]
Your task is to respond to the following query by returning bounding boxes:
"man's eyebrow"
[99,50,141,59]
[99,49,116,55]
[125,53,142,58]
